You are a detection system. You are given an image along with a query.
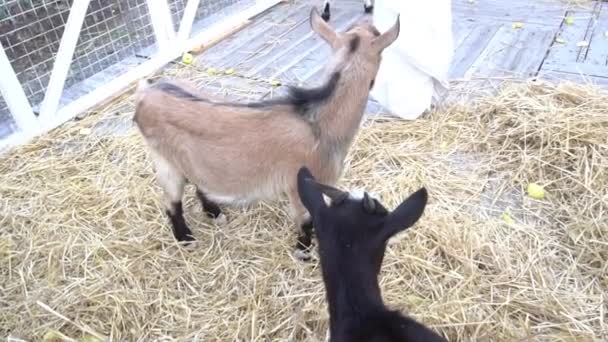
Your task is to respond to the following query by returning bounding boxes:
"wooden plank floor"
[452,0,608,86]
[193,0,608,109]
[538,1,608,85]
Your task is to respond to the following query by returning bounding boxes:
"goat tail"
[132,78,152,123]
[135,78,152,99]
[138,78,151,90]
[134,78,152,103]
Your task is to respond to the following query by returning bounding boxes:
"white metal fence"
[0,0,281,151]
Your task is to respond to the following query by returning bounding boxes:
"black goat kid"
[297,167,446,342]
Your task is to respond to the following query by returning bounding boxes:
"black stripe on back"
[155,82,210,103]
[247,72,341,115]
[154,72,342,117]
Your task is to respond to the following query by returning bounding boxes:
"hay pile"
[1,79,606,341]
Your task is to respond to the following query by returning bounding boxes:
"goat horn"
[362,192,376,213]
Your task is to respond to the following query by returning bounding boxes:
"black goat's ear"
[380,188,428,241]
[297,167,327,217]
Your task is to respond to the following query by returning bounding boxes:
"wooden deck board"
[538,1,608,82]
[263,14,362,85]
[538,69,608,87]
[542,6,597,68]
[449,21,503,79]
[583,2,608,67]
[452,19,476,52]
[465,23,557,79]
[453,0,569,25]
[196,1,311,69]
[241,7,360,79]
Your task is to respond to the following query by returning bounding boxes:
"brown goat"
[133,8,400,260]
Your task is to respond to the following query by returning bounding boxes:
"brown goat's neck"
[313,68,371,175]
[317,68,370,146]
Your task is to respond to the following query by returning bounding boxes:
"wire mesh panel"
[0,93,17,139]
[68,1,156,83]
[200,0,256,28]
[58,0,256,110]
[59,0,157,107]
[168,0,187,32]
[193,0,246,23]
[0,0,69,116]
[168,0,248,32]
[167,0,256,40]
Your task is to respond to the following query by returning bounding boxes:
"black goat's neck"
[321,259,385,337]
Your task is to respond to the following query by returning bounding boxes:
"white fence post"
[177,0,202,42]
[0,41,39,132]
[38,0,91,121]
[148,0,177,52]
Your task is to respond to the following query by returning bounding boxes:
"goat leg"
[196,188,227,225]
[151,151,194,244]
[295,219,314,261]
[166,201,195,243]
[288,187,314,261]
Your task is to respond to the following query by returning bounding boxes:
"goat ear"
[372,15,400,52]
[310,7,338,48]
[297,167,327,216]
[380,187,427,241]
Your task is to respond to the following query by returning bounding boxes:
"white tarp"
[370,0,454,120]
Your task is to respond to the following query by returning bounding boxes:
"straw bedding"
[1,78,606,341]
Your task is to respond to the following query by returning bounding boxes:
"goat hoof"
[183,241,199,251]
[293,248,312,261]
[178,234,196,242]
[213,213,228,226]
[177,235,197,250]
[364,5,374,13]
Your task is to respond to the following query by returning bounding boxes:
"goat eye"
[369,79,375,89]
